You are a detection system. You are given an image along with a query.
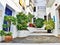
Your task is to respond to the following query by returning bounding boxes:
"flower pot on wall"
[18,30,30,37]
[47,29,51,33]
[29,23,36,27]
[44,19,55,33]
[4,32,12,42]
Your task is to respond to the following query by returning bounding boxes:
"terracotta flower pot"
[29,23,35,27]
[29,23,33,27]
[5,36,12,42]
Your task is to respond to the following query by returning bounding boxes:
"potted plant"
[27,23,37,32]
[3,16,16,42]
[29,23,36,27]
[44,19,55,33]
[4,32,12,42]
[16,12,30,37]
[0,30,5,41]
[3,16,16,31]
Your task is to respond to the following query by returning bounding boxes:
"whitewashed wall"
[0,3,5,30]
[34,0,46,19]
[46,0,60,36]
[0,0,22,38]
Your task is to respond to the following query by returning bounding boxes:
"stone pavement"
[4,35,60,43]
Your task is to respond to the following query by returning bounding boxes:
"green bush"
[44,19,55,30]
[35,18,44,28]
[16,12,29,30]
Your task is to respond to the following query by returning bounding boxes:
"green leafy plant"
[3,24,10,29]
[35,18,44,28]
[4,16,16,25]
[0,30,12,36]
[44,19,55,30]
[5,32,12,36]
[28,13,34,22]
[3,16,16,31]
[16,12,29,30]
[0,30,5,36]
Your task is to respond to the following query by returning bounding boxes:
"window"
[22,6,25,10]
[34,0,37,3]
[3,6,12,32]
[33,18,36,24]
[48,13,51,20]
[38,6,46,10]
[44,15,47,20]
[29,0,31,2]
[33,7,36,12]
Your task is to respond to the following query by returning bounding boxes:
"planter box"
[18,30,30,37]
[27,27,37,32]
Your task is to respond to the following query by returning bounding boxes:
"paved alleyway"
[1,35,60,43]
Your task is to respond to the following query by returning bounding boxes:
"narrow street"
[0,0,60,45]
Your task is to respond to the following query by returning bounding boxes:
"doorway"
[44,15,47,20]
[58,8,60,29]
[3,6,12,32]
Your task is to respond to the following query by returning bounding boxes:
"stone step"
[36,28,44,30]
[29,29,54,36]
[32,30,47,33]
[29,33,54,36]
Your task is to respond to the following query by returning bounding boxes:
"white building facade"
[0,0,34,38]
[33,0,46,19]
[46,0,60,36]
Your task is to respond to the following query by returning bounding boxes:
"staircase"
[29,28,54,36]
